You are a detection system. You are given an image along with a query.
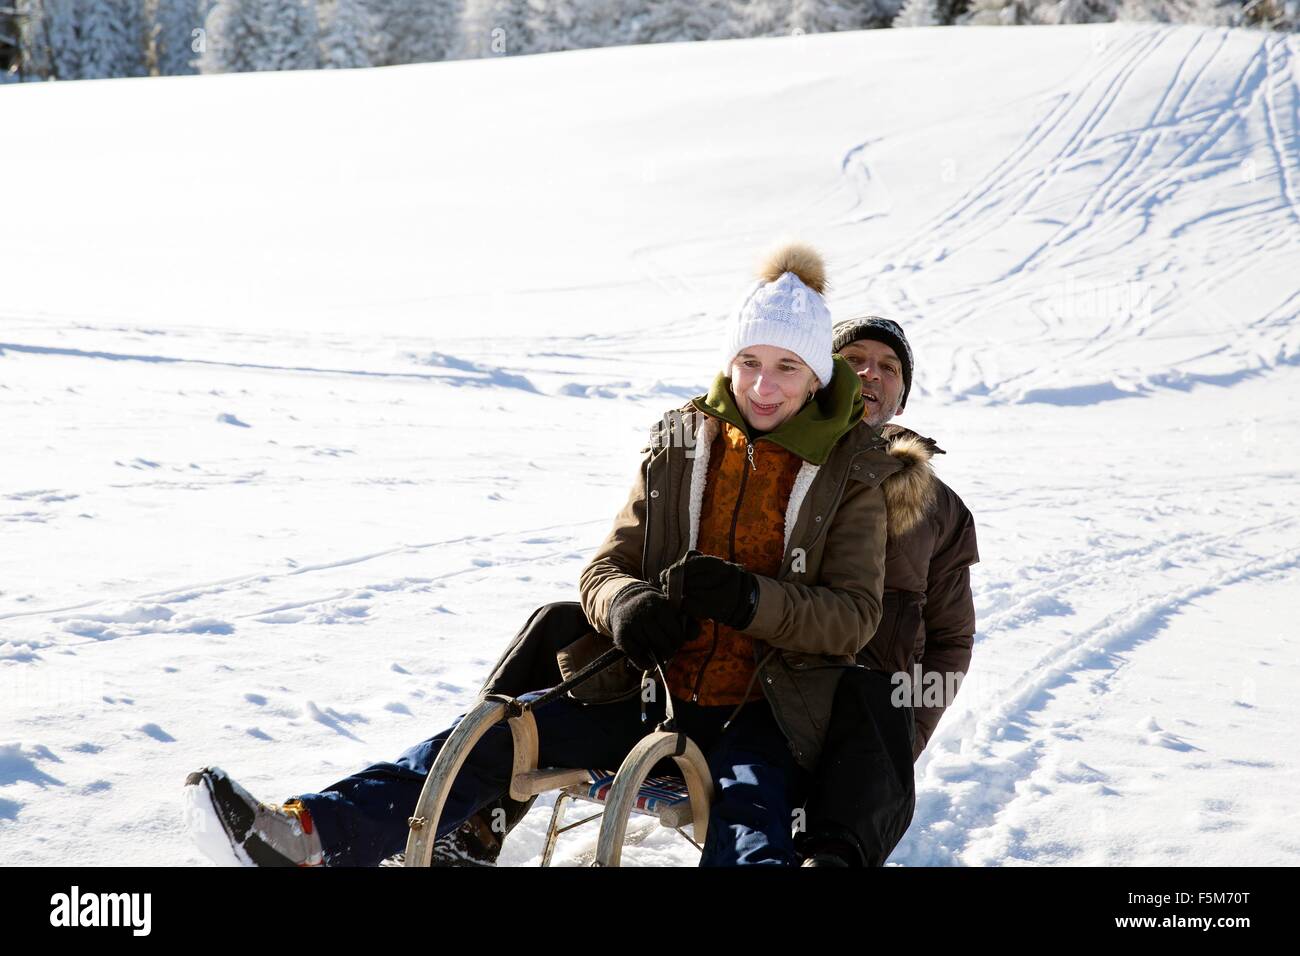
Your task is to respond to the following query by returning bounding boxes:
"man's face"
[729,345,820,431]
[838,339,904,428]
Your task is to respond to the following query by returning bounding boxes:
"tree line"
[1,0,1295,83]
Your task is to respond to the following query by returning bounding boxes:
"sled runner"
[404,574,713,867]
[402,689,713,867]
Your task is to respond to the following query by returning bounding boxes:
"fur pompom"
[756,240,828,295]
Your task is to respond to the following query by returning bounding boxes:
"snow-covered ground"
[1,22,1297,866]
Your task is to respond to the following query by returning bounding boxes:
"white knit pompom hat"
[719,240,834,389]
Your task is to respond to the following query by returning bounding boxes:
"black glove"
[660,550,759,630]
[607,581,694,671]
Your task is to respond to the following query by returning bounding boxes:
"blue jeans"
[291,689,809,866]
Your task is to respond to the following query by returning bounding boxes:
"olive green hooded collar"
[689,355,866,466]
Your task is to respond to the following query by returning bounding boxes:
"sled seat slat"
[558,770,693,827]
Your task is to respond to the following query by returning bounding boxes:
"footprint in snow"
[305,701,366,741]
[58,605,175,641]
[5,489,57,500]
[1139,728,1197,751]
[138,723,175,743]
[64,621,121,640]
[0,743,64,788]
[175,618,234,635]
[216,413,251,428]
[311,605,369,625]
[256,611,306,624]
[1052,760,1109,785]
[2,512,48,524]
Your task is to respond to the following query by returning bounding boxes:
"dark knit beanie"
[831,316,914,411]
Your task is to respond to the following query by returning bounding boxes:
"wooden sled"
[402,693,713,867]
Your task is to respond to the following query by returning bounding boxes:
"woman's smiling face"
[729,345,821,432]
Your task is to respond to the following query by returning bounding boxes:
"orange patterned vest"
[665,416,805,706]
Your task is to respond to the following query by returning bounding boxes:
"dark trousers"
[291,688,810,867]
[798,667,917,866]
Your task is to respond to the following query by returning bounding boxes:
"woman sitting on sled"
[185,240,900,866]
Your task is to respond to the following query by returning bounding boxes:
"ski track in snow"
[902,522,1299,866]
[1,23,1298,865]
[834,26,1300,409]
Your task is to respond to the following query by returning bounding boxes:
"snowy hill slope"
[1,22,1297,865]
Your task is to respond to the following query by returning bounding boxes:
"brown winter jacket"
[858,424,979,761]
[576,356,903,770]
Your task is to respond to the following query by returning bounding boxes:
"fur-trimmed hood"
[879,424,943,538]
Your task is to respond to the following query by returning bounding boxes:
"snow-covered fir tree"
[320,0,370,66]
[369,0,460,66]
[21,0,149,79]
[1115,0,1180,20]
[894,0,941,25]
[526,0,641,53]
[199,0,256,72]
[200,0,319,73]
[861,0,908,28]
[49,0,83,78]
[718,0,898,36]
[263,0,318,68]
[1180,0,1227,22]
[724,0,792,37]
[627,1,734,43]
[1033,0,1117,22]
[457,0,535,57]
[965,0,1035,23]
[153,0,207,74]
[78,0,148,77]
[1093,0,1252,22]
[896,0,972,23]
[788,0,863,31]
